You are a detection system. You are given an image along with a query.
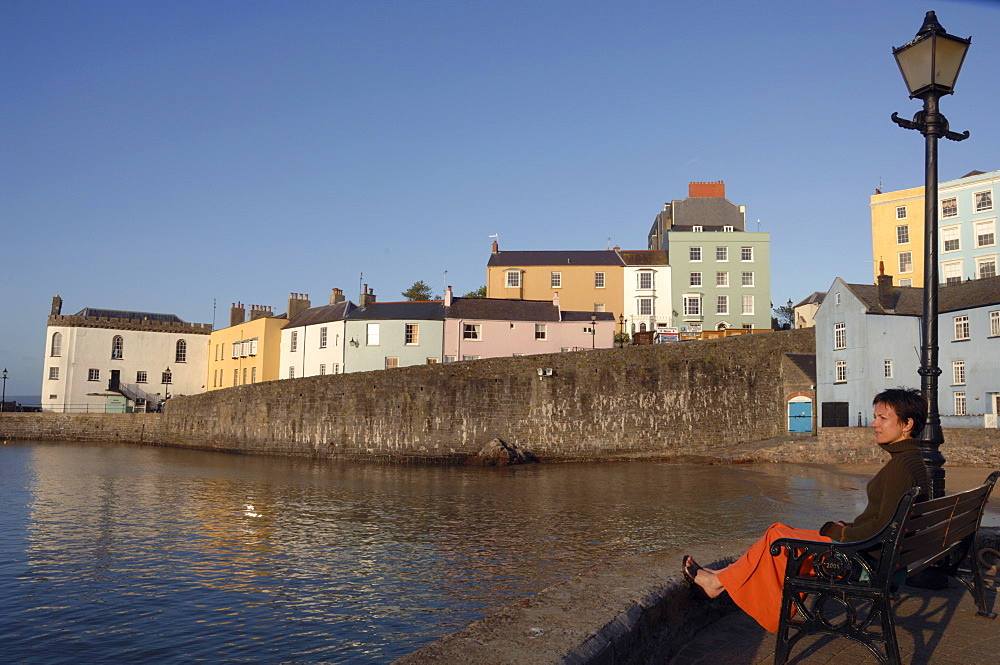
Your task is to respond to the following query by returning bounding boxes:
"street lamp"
[590,313,597,349]
[892,10,971,499]
[163,366,171,403]
[618,314,625,348]
[1,368,7,414]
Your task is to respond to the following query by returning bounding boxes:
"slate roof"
[785,353,817,382]
[618,249,668,266]
[795,292,826,308]
[560,310,616,322]
[487,250,624,267]
[283,301,355,328]
[845,276,1000,316]
[74,308,184,323]
[346,301,445,321]
[447,298,561,321]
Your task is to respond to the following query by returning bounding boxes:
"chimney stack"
[230,302,246,327]
[688,180,726,198]
[359,284,377,308]
[287,293,311,320]
[876,261,895,310]
[249,304,273,321]
[51,295,63,316]
[491,239,499,254]
[444,285,453,307]
[330,288,345,304]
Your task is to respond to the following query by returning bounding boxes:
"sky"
[2,0,999,399]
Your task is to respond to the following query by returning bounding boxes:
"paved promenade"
[670,580,999,665]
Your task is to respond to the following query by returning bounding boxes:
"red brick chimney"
[688,181,726,198]
[876,261,895,309]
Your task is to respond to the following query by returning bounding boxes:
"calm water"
[1,441,996,663]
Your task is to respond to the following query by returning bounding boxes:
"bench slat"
[903,501,982,534]
[911,484,990,514]
[899,521,978,568]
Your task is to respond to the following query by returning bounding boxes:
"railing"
[29,404,158,414]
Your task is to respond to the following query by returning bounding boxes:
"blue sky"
[2,0,999,398]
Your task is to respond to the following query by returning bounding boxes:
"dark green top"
[828,439,929,543]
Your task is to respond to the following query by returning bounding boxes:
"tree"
[772,303,794,330]
[461,285,487,298]
[402,280,437,301]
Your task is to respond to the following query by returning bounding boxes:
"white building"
[618,249,672,336]
[41,296,211,412]
[279,291,355,379]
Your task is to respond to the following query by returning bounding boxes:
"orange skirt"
[715,523,831,633]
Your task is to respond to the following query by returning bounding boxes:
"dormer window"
[693,225,703,232]
[723,226,734,232]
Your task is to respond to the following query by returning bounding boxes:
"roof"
[283,301,355,328]
[73,307,184,323]
[618,249,668,266]
[785,353,817,382]
[487,250,624,267]
[346,301,445,321]
[844,276,1000,316]
[448,298,561,321]
[795,292,826,308]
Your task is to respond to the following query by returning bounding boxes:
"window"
[741,271,754,287]
[716,271,729,287]
[689,272,702,287]
[992,310,1000,337]
[136,371,147,383]
[162,370,172,384]
[638,298,653,316]
[48,367,59,380]
[290,331,298,352]
[50,332,62,357]
[741,247,753,262]
[834,322,846,350]
[954,391,967,416]
[88,369,100,381]
[250,338,258,355]
[319,364,326,375]
[551,272,562,288]
[385,357,399,369]
[111,335,124,359]
[288,367,295,379]
[405,323,419,345]
[835,360,847,383]
[240,339,249,357]
[975,190,993,212]
[742,324,753,330]
[690,246,702,262]
[463,323,481,340]
[175,339,187,363]
[319,327,328,348]
[716,295,729,315]
[242,367,247,385]
[232,342,240,359]
[742,295,754,315]
[896,225,910,244]
[638,271,653,289]
[835,292,842,305]
[973,255,996,284]
[953,360,966,385]
[898,251,913,274]
[895,205,907,220]
[594,303,605,312]
[505,271,521,288]
[942,260,962,285]
[899,278,913,287]
[941,225,960,252]
[462,355,480,361]
[683,295,701,316]
[366,323,380,345]
[693,225,703,232]
[426,358,438,364]
[954,315,969,340]
[594,272,605,288]
[975,220,996,247]
[251,367,257,383]
[534,324,547,340]
[941,197,957,218]
[716,246,728,261]
[884,359,893,379]
[723,225,734,232]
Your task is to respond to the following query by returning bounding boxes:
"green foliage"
[402,280,437,301]
[461,285,487,298]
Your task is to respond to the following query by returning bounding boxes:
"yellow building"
[870,186,925,287]
[485,243,625,320]
[206,303,286,390]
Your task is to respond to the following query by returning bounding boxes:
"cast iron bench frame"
[770,470,999,665]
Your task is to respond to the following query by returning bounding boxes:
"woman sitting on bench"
[683,387,930,633]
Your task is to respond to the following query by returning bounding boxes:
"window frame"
[835,360,847,383]
[505,270,521,288]
[689,271,702,287]
[954,391,967,416]
[88,368,100,381]
[550,271,562,288]
[136,371,147,383]
[974,219,996,248]
[898,251,913,274]
[366,323,380,346]
[319,327,328,348]
[50,332,62,357]
[741,295,754,315]
[884,359,893,379]
[534,323,547,340]
[638,298,653,316]
[941,225,961,253]
[175,339,187,363]
[716,246,728,262]
[716,271,729,287]
[111,335,124,360]
[954,315,970,341]
[690,246,702,262]
[941,197,958,218]
[974,189,993,213]
[290,331,298,352]
[716,295,728,315]
[741,271,754,287]
[594,272,605,289]
[462,323,482,340]
[895,205,907,220]
[741,246,753,262]
[683,295,701,316]
[952,360,966,385]
[405,323,419,345]
[48,367,59,380]
[637,271,653,290]
[896,225,910,245]
[834,322,846,350]
[977,256,997,280]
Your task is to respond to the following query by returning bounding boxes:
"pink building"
[442,287,614,361]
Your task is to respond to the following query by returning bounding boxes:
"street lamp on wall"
[590,313,597,349]
[891,11,971,499]
[1,368,7,414]
[618,314,625,348]
[163,366,171,402]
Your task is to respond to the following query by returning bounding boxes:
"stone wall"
[3,330,817,461]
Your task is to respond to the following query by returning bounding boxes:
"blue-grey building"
[816,274,1000,429]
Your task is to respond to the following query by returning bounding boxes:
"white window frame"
[505,271,521,288]
[992,310,1000,337]
[741,246,753,262]
[896,225,909,245]
[366,323,380,346]
[534,324,547,340]
[594,272,605,288]
[319,327,328,348]
[884,359,893,379]
[895,205,907,220]
[974,189,993,213]
[942,259,963,285]
[232,342,240,359]
[975,219,996,248]
[637,271,653,289]
[716,295,728,315]
[716,246,728,262]
[835,360,847,383]
[689,272,702,287]
[290,331,298,352]
[954,315,970,341]
[136,371,147,383]
[693,225,703,233]
[50,332,62,357]
[742,295,754,315]
[941,225,961,253]
[405,323,419,345]
[898,251,913,274]
[250,338,258,355]
[690,246,702,262]
[834,322,846,350]
[716,271,729,287]
[111,335,124,359]
[977,256,997,280]
[723,225,734,232]
[463,323,482,340]
[741,271,754,287]
[385,357,399,369]
[551,272,562,288]
[683,295,701,316]
[175,339,187,363]
[899,278,913,287]
[288,367,295,379]
[954,391,967,416]
[952,360,966,385]
[48,367,59,380]
[638,298,653,316]
[941,197,958,218]
[88,368,100,381]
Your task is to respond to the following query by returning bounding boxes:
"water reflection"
[0,441,995,664]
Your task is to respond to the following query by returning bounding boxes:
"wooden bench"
[770,470,999,665]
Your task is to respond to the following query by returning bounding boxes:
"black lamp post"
[618,314,625,348]
[163,366,171,402]
[590,313,597,349]
[891,10,971,499]
[1,368,7,414]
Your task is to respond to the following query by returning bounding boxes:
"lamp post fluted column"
[891,11,970,499]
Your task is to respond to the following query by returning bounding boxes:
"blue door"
[788,401,812,433]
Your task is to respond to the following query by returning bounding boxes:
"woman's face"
[872,402,913,445]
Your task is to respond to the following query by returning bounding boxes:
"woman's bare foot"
[683,555,726,599]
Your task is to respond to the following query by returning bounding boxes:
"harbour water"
[1,440,996,663]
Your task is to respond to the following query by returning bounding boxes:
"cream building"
[206,302,287,390]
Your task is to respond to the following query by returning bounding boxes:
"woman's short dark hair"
[873,387,927,438]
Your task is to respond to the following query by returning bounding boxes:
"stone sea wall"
[3,329,816,460]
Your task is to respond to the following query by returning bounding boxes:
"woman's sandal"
[682,555,709,598]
